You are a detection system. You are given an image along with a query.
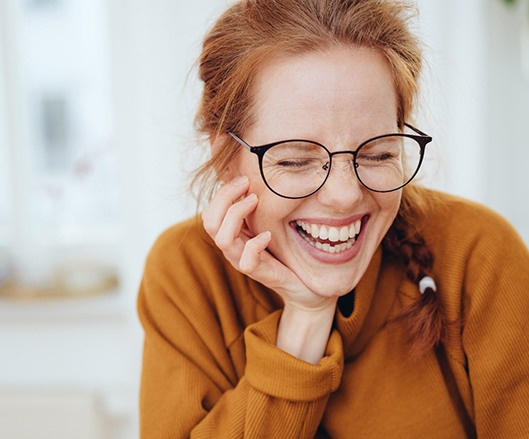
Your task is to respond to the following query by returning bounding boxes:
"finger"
[238,235,296,293]
[238,231,272,273]
[202,175,249,236]
[214,193,258,251]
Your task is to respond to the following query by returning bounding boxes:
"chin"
[300,272,360,298]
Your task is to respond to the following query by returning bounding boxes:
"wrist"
[276,300,337,364]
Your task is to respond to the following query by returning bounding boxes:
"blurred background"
[0,0,528,437]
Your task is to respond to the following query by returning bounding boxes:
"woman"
[138,0,529,437]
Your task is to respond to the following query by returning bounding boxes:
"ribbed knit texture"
[138,189,529,438]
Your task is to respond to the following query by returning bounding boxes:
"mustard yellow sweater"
[138,191,529,438]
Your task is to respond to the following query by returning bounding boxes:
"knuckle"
[244,238,260,252]
[201,215,216,236]
[238,258,256,274]
[213,234,226,249]
[225,201,243,217]
[238,243,261,274]
[237,261,250,274]
[217,182,243,203]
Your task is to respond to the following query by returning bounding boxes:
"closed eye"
[360,152,396,162]
[276,159,318,167]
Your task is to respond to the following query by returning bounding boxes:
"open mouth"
[294,217,365,254]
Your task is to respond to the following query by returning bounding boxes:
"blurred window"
[26,0,62,8]
[0,124,9,247]
[0,19,12,249]
[0,0,121,298]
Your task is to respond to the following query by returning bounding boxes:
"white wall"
[417,0,529,243]
[0,1,223,438]
[482,0,529,242]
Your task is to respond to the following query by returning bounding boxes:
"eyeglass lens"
[260,135,422,198]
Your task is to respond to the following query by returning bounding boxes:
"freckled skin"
[235,45,402,298]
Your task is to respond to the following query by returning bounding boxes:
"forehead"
[247,45,398,144]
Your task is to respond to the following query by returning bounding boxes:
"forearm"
[141,310,344,438]
[190,378,331,439]
[276,301,338,364]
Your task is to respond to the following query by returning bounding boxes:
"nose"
[315,154,364,210]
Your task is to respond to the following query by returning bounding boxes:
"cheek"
[376,191,402,224]
[245,185,303,240]
[246,193,290,235]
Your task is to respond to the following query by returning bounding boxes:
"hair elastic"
[419,276,437,294]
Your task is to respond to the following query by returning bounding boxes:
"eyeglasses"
[228,124,432,199]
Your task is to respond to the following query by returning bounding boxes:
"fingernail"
[260,231,271,240]
[243,193,257,203]
[233,175,248,186]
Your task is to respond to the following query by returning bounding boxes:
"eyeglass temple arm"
[229,126,431,147]
[404,123,429,137]
[228,132,252,150]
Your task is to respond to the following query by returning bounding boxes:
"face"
[236,45,402,298]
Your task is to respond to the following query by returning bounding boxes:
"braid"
[383,209,446,358]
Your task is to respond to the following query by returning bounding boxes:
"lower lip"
[290,216,368,264]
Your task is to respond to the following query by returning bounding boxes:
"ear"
[210,133,240,182]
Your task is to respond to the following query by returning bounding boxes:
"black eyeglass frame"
[228,123,432,199]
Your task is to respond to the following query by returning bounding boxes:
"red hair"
[192,0,445,357]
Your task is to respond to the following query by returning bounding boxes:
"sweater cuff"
[244,310,344,402]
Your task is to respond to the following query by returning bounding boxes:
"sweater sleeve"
[460,211,529,439]
[137,225,344,439]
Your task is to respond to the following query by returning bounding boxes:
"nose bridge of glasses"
[317,150,364,202]
[320,152,359,193]
[328,150,356,173]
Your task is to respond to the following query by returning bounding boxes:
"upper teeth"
[296,219,361,242]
